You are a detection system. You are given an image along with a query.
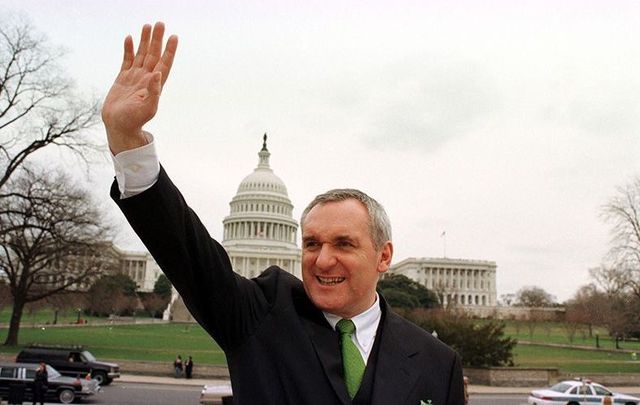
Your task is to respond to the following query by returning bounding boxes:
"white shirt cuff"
[111,132,160,199]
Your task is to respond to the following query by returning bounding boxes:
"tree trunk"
[4,296,25,346]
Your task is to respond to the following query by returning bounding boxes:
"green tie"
[336,319,365,399]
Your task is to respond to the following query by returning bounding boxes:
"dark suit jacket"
[112,167,465,405]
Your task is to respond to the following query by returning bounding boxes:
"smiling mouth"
[316,276,345,286]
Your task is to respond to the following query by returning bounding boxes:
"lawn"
[0,307,108,326]
[514,344,640,373]
[0,323,227,365]
[502,320,640,352]
[2,309,640,373]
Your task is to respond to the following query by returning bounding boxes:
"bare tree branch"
[602,176,640,299]
[0,15,102,192]
[0,166,116,345]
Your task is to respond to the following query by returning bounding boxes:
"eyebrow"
[302,235,356,243]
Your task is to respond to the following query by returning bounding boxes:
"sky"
[4,0,640,302]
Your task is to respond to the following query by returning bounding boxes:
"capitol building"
[117,135,496,319]
[389,257,497,309]
[221,135,301,279]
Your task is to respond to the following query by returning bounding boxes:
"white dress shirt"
[323,294,382,364]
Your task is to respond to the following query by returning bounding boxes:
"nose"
[315,243,337,270]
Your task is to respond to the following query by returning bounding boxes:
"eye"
[303,240,320,249]
[336,240,354,248]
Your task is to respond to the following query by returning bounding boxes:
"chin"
[308,292,342,314]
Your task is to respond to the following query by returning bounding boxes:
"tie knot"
[336,319,356,335]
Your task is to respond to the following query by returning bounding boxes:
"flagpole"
[441,230,447,258]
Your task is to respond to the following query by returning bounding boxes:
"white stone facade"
[114,247,163,292]
[389,257,497,308]
[221,135,301,279]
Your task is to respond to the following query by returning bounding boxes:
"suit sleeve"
[111,166,269,351]
[446,354,465,405]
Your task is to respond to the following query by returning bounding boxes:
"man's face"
[301,199,393,319]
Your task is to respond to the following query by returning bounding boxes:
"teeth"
[317,276,345,285]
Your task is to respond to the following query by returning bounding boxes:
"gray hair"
[300,189,392,250]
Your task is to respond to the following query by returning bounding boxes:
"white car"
[528,379,639,405]
[199,383,233,405]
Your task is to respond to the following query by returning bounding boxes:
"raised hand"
[102,22,178,154]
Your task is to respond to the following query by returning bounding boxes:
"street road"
[38,382,202,404]
[470,394,528,405]
[36,383,528,404]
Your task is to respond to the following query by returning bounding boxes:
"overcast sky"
[5,1,640,302]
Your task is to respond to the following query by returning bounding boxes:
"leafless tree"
[589,265,631,298]
[514,286,556,308]
[602,176,640,298]
[0,16,101,192]
[562,307,584,344]
[0,166,116,345]
[566,285,603,338]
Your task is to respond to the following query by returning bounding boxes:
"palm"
[104,69,160,133]
[102,22,178,154]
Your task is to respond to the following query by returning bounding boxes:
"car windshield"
[45,365,61,379]
[592,384,613,396]
[549,383,572,393]
[81,351,96,362]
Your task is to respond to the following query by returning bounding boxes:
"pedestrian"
[104,22,464,404]
[173,355,183,378]
[185,356,193,379]
[33,362,48,405]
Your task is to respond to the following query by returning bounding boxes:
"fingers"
[132,24,152,68]
[120,35,134,71]
[156,35,178,86]
[122,22,176,87]
[143,22,166,71]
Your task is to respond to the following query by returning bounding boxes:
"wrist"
[107,128,149,155]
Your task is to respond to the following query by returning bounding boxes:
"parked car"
[0,362,100,404]
[199,383,233,405]
[16,344,120,385]
[528,379,640,405]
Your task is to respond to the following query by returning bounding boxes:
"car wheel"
[92,371,107,385]
[567,402,580,405]
[59,388,75,404]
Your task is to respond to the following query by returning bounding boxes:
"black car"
[16,344,120,385]
[0,362,100,404]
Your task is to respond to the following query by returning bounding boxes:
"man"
[103,22,464,404]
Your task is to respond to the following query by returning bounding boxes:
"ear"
[376,241,393,274]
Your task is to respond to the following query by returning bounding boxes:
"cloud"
[361,56,502,152]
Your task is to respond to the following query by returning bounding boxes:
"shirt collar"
[323,293,382,360]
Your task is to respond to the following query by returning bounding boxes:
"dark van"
[16,344,120,385]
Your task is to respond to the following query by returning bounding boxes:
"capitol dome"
[236,146,288,196]
[221,134,301,279]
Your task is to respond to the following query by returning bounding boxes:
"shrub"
[408,309,516,367]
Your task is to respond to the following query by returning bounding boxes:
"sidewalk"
[118,374,640,395]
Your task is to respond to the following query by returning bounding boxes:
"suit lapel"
[371,307,422,405]
[296,296,351,405]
